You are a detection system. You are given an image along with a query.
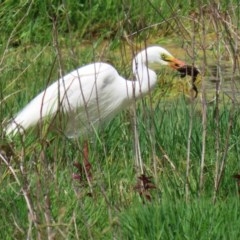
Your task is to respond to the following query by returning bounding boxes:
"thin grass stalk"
[185,12,197,201]
[215,104,234,194]
[150,116,157,181]
[199,6,208,195]
[212,65,220,202]
[44,193,55,240]
[73,213,80,240]
[185,98,193,201]
[211,3,221,203]
[20,137,44,240]
[130,44,144,176]
[34,17,61,236]
[141,37,158,181]
[132,106,144,175]
[50,15,65,135]
[199,81,207,194]
[38,145,55,240]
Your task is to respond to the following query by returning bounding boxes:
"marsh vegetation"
[1,0,240,239]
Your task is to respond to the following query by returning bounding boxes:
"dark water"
[201,63,240,103]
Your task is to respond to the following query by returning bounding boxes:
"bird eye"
[161,54,169,62]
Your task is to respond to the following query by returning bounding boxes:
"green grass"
[1,95,240,238]
[1,0,240,239]
[120,197,240,240]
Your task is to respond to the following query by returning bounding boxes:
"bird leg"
[73,141,92,183]
[83,141,92,182]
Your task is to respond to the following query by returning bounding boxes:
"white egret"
[5,46,186,179]
[5,46,185,136]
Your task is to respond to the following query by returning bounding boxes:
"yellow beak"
[169,57,186,70]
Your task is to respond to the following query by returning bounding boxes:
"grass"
[1,0,240,239]
[120,197,240,240]
[1,96,240,238]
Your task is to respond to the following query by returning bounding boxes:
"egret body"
[5,46,185,137]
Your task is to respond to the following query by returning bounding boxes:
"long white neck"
[129,54,157,99]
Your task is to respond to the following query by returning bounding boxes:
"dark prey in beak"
[177,65,200,97]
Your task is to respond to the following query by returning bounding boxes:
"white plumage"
[5,46,185,137]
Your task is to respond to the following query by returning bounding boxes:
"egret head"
[134,46,186,71]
